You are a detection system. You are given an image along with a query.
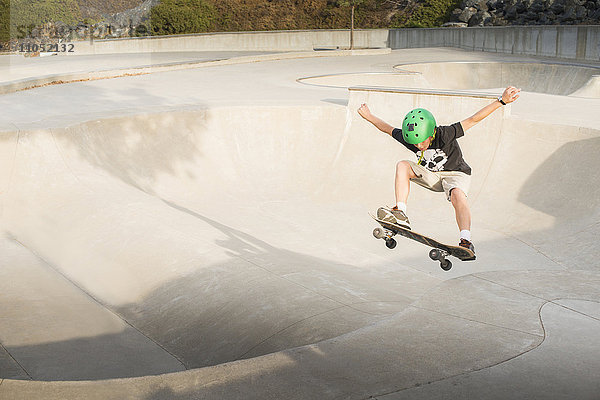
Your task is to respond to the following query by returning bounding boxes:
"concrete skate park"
[1,27,600,399]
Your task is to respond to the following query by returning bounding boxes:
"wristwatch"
[497,96,506,105]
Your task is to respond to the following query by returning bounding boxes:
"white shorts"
[407,161,471,202]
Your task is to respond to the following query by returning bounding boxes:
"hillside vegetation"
[6,0,460,32]
[146,0,464,35]
[2,0,143,39]
[4,0,80,39]
[148,0,405,35]
[1,0,461,44]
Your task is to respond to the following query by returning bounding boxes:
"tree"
[337,0,368,49]
[0,0,9,45]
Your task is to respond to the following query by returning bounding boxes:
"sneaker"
[459,238,476,256]
[377,206,411,230]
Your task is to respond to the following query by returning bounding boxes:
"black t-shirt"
[391,122,472,175]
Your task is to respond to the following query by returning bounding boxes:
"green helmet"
[401,108,436,144]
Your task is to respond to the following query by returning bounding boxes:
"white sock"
[460,230,471,241]
[396,202,407,213]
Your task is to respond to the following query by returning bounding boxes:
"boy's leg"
[395,160,418,205]
[442,173,474,250]
[450,188,471,232]
[377,161,419,230]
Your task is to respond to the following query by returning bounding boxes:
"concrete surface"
[389,25,600,62]
[0,49,390,94]
[0,52,273,84]
[380,299,600,400]
[0,45,599,399]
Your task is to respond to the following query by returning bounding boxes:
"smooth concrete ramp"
[385,299,600,400]
[395,61,600,97]
[0,48,599,399]
[299,61,600,98]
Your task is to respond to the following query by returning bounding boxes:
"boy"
[358,86,521,255]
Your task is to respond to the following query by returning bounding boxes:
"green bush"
[0,0,459,47]
[150,0,218,35]
[149,0,391,34]
[392,0,461,28]
[0,0,9,42]
[10,0,80,38]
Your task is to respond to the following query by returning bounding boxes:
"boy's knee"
[396,161,416,178]
[396,160,408,170]
[450,188,467,204]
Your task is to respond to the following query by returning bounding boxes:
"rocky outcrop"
[104,0,159,35]
[446,0,600,27]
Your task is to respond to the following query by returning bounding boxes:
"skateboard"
[370,214,476,271]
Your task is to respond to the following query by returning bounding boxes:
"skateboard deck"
[370,214,475,270]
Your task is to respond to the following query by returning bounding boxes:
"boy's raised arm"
[461,86,521,132]
[358,103,395,136]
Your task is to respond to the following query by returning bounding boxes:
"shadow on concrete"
[46,84,211,198]
[514,136,600,270]
[4,331,185,381]
[379,300,600,400]
[518,137,600,220]
[1,204,411,381]
[110,200,411,370]
[321,98,348,106]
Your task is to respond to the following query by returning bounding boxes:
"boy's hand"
[462,86,521,131]
[356,103,395,136]
[501,86,521,104]
[358,103,373,121]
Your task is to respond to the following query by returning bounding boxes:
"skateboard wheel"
[373,228,385,239]
[385,238,397,249]
[429,248,441,261]
[440,259,452,271]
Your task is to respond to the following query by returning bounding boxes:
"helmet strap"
[416,129,435,166]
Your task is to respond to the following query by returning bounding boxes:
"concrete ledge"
[349,85,500,100]
[297,72,423,89]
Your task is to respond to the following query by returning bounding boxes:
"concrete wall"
[8,27,598,97]
[71,29,390,54]
[70,26,599,62]
[389,25,600,62]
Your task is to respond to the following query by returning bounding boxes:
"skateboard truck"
[428,248,452,271]
[372,227,397,249]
